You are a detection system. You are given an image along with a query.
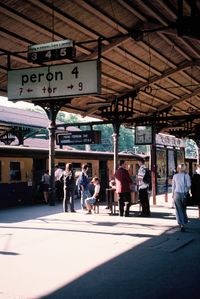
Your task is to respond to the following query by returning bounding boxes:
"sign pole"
[48,110,56,206]
[112,123,120,174]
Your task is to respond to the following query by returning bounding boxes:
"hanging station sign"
[135,125,153,145]
[27,40,76,63]
[8,60,101,101]
[56,131,101,145]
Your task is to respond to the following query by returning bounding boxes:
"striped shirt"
[137,165,148,190]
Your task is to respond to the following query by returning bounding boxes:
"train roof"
[0,143,148,160]
[0,105,49,129]
[0,105,81,144]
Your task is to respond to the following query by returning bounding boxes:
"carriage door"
[33,158,47,186]
[99,160,108,201]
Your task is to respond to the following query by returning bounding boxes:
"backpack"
[143,168,152,190]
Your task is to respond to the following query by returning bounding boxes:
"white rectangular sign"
[156,133,185,148]
[28,40,73,52]
[8,60,101,100]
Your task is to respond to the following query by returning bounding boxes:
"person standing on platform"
[172,164,191,232]
[60,163,76,213]
[79,164,90,210]
[137,158,151,217]
[115,160,132,217]
[55,165,63,201]
[191,164,200,218]
[41,170,50,204]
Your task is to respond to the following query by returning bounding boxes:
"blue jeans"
[85,196,96,206]
[81,190,90,209]
[174,192,188,225]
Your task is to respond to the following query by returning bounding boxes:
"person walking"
[60,163,76,213]
[41,170,50,204]
[79,164,91,210]
[115,160,132,217]
[137,158,151,217]
[172,163,191,232]
[191,164,200,218]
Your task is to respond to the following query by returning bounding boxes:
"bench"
[94,189,141,215]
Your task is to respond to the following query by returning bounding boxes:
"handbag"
[184,192,196,206]
[184,174,194,206]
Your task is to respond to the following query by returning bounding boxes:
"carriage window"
[10,162,21,180]
[87,163,92,178]
[58,162,65,170]
[0,161,1,181]
[72,163,81,171]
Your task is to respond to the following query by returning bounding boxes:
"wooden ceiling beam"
[116,0,146,21]
[119,60,196,97]
[139,90,167,105]
[102,73,133,89]
[158,87,200,112]
[0,2,91,55]
[74,0,200,113]
[117,0,200,93]
[0,48,28,65]
[115,47,161,76]
[79,35,131,60]
[102,57,146,83]
[0,27,31,48]
[74,0,128,35]
[137,0,200,60]
[27,0,99,40]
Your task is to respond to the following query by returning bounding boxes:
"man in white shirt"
[172,163,191,232]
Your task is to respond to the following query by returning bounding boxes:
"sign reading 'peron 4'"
[8,60,101,101]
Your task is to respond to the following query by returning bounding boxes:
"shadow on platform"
[42,219,200,299]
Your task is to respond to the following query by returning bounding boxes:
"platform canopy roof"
[0,0,200,139]
[0,105,79,145]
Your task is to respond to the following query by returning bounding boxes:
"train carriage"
[0,145,146,208]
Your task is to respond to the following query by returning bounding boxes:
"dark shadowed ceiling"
[0,0,200,138]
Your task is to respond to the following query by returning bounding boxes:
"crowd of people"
[39,159,200,232]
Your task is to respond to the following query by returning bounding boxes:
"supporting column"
[34,100,66,206]
[112,122,120,173]
[48,114,56,206]
[151,142,157,205]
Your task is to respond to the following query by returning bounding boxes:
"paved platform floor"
[0,196,200,299]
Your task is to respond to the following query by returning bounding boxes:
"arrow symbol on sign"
[67,84,74,89]
[27,88,33,93]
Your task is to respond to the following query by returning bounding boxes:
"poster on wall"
[156,147,167,194]
[168,149,176,192]
[177,149,185,166]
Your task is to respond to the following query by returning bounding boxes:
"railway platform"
[0,194,200,299]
